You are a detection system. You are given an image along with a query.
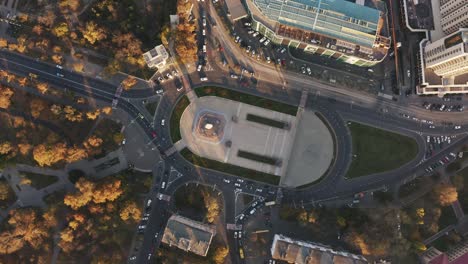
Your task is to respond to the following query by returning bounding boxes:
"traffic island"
[346,122,419,178]
[169,86,300,185]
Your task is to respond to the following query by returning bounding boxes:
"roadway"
[0,3,466,262]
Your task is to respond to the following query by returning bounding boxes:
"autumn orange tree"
[0,86,14,109]
[119,201,142,222]
[174,0,197,63]
[0,208,51,255]
[121,76,138,90]
[433,183,458,206]
[32,143,67,167]
[81,21,107,45]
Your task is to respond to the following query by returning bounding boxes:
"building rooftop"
[225,0,248,21]
[402,0,435,31]
[418,29,468,94]
[251,0,382,48]
[271,234,368,264]
[161,215,216,257]
[143,45,169,69]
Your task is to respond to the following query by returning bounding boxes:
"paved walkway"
[0,146,132,221]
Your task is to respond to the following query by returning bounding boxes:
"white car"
[129,255,136,261]
[202,29,206,36]
[252,32,259,37]
[202,19,206,27]
[56,73,64,77]
[264,39,271,46]
[203,45,206,53]
[249,208,256,215]
[244,22,251,26]
[200,77,208,82]
[239,214,245,220]
[223,179,231,183]
[155,232,159,238]
[161,119,165,126]
[454,125,462,130]
[161,181,166,189]
[156,89,164,94]
[234,183,241,187]
[147,253,152,260]
[197,64,202,72]
[122,139,126,145]
[237,179,244,183]
[230,74,238,79]
[56,65,63,69]
[138,225,147,230]
[259,37,266,43]
[234,232,238,238]
[407,69,411,77]
[146,199,152,207]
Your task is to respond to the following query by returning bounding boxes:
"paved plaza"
[281,111,334,187]
[180,96,298,176]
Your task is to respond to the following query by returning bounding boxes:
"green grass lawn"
[195,86,298,116]
[398,176,428,198]
[20,172,58,189]
[174,184,208,222]
[144,101,159,116]
[439,205,457,229]
[170,96,190,143]
[180,148,280,185]
[346,122,419,178]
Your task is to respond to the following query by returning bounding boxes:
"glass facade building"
[252,0,381,48]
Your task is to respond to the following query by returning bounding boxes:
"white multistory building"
[143,45,169,69]
[440,0,468,35]
[406,0,468,95]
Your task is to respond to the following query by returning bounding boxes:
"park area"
[0,81,123,168]
[346,122,419,178]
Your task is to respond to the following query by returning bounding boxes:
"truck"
[265,201,276,206]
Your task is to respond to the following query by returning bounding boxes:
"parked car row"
[137,198,153,233]
[423,102,464,112]
[237,196,266,225]
[425,152,457,173]
[425,135,455,159]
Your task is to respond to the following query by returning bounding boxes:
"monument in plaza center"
[194,110,226,144]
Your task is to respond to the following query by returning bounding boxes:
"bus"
[239,248,244,259]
